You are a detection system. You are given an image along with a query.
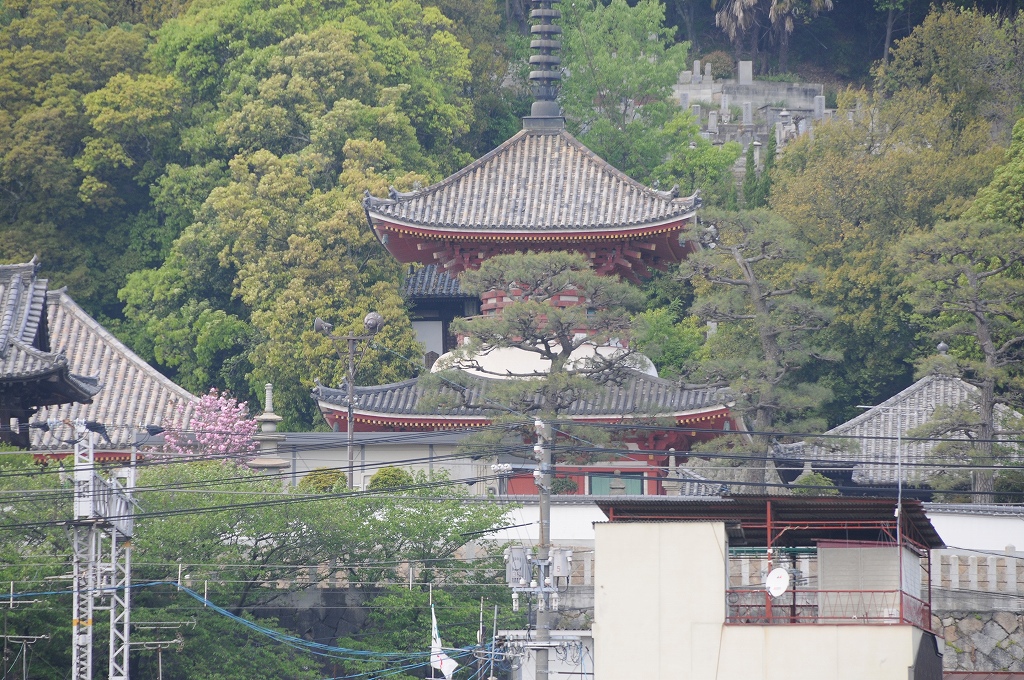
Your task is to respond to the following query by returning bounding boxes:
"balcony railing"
[725,589,932,631]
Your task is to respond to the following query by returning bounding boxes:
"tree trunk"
[882,7,896,64]
[778,26,790,73]
[687,1,697,54]
[749,22,760,69]
[972,290,999,503]
[973,376,997,503]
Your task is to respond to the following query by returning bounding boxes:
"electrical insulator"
[551,592,560,611]
[537,596,546,613]
[530,580,538,589]
[511,592,519,612]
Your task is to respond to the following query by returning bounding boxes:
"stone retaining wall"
[935,610,1024,672]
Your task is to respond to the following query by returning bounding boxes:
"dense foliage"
[0,456,513,678]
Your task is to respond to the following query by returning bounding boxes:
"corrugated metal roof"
[365,128,698,231]
[0,261,100,405]
[32,291,197,449]
[313,369,726,418]
[595,495,945,548]
[402,265,470,298]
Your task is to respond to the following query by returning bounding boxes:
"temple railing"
[725,589,932,631]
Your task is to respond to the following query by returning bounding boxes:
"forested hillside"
[3,0,1024,438]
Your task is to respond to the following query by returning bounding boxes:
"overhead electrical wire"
[4,438,1024,517]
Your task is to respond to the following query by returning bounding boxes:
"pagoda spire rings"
[528,0,562,120]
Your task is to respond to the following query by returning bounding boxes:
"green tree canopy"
[560,0,690,181]
[679,209,836,486]
[898,219,1024,500]
[296,466,347,493]
[876,6,1024,139]
[368,465,415,490]
[651,113,742,208]
[968,117,1024,228]
[770,87,1004,426]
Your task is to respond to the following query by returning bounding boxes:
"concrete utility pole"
[504,420,575,679]
[534,419,552,680]
[314,313,384,489]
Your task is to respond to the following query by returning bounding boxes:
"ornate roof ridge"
[314,367,728,418]
[365,128,696,215]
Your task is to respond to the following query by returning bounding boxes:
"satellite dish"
[766,567,791,598]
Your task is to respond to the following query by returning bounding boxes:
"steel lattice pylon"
[70,523,98,680]
[69,426,134,680]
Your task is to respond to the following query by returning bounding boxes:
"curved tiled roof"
[0,261,99,406]
[402,265,470,298]
[365,128,699,232]
[314,369,726,419]
[32,291,197,449]
[785,374,1021,486]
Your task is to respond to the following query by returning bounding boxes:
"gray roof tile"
[365,129,698,231]
[32,291,197,449]
[789,374,1021,485]
[0,261,100,404]
[402,265,470,298]
[314,369,726,419]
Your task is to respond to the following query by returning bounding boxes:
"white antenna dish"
[765,567,791,598]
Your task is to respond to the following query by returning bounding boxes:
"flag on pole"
[430,605,459,679]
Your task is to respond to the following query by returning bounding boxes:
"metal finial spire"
[525,0,563,126]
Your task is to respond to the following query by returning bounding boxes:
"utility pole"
[534,419,552,680]
[68,422,136,680]
[504,420,575,680]
[131,619,193,680]
[1,634,48,680]
[314,312,385,489]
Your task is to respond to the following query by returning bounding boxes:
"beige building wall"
[594,521,924,680]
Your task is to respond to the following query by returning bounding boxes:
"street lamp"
[315,312,386,489]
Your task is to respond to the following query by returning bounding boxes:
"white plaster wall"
[927,511,1024,551]
[594,522,726,680]
[412,320,445,356]
[488,504,605,544]
[288,442,484,490]
[594,521,922,680]
[717,625,919,680]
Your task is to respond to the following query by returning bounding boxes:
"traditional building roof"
[364,128,699,281]
[402,264,471,298]
[0,261,100,411]
[313,369,731,437]
[776,374,1021,487]
[367,129,698,233]
[31,291,197,450]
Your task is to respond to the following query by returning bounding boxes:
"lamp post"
[315,312,385,490]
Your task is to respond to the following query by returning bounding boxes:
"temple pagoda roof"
[366,128,698,233]
[0,260,100,407]
[313,368,730,429]
[364,128,699,280]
